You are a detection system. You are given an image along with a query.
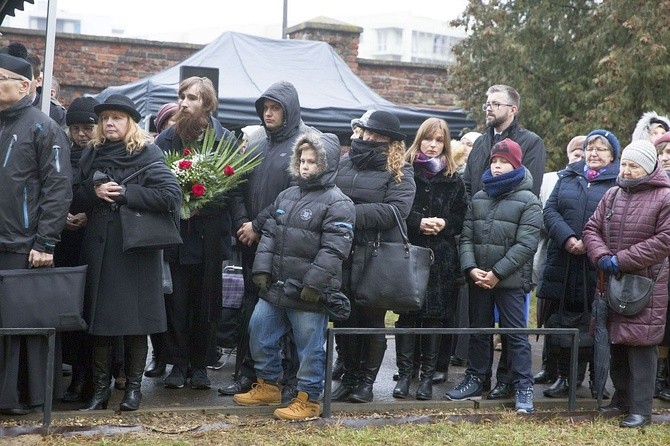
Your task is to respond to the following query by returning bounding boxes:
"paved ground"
[40,334,639,420]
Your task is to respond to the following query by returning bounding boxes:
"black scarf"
[348,139,388,171]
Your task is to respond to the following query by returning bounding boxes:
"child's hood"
[289,132,341,187]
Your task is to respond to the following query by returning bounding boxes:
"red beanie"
[490,138,523,169]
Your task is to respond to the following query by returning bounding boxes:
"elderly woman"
[537,130,619,398]
[583,140,670,428]
[72,94,181,412]
[332,110,416,403]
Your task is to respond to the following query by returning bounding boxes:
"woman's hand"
[94,181,123,203]
[564,236,586,255]
[419,217,446,235]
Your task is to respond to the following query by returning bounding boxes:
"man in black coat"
[462,84,546,400]
[0,52,72,415]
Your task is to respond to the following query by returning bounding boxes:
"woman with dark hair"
[331,110,416,403]
[72,94,181,411]
[392,118,467,400]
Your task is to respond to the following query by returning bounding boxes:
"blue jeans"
[249,299,328,401]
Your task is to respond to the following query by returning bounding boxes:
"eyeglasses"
[481,102,514,111]
[0,73,25,82]
[584,147,610,153]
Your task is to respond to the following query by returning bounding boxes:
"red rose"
[178,160,193,170]
[191,183,206,197]
[223,165,235,176]
[182,148,192,156]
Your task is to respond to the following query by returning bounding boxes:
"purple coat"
[583,165,670,346]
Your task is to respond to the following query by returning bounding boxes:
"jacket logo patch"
[299,209,313,221]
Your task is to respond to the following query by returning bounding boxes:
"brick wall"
[0,22,456,109]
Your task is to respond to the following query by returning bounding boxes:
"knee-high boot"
[119,336,148,411]
[80,344,113,411]
[393,333,415,399]
[331,334,361,401]
[416,333,440,400]
[349,337,387,403]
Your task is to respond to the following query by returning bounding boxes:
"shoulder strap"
[120,161,164,185]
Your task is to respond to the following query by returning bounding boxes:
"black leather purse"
[354,205,434,312]
[118,161,182,253]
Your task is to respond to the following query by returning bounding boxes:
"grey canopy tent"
[97,31,474,141]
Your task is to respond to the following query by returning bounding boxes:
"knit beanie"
[620,140,657,174]
[584,129,620,160]
[66,96,100,126]
[490,138,522,169]
[654,132,670,146]
[155,102,179,133]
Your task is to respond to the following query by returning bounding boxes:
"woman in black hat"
[71,94,181,412]
[331,110,416,403]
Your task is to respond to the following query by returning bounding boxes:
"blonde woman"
[72,94,181,412]
[331,110,416,403]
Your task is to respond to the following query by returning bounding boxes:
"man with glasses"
[455,84,545,407]
[0,50,72,415]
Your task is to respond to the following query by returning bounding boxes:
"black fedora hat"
[360,110,406,141]
[94,94,141,123]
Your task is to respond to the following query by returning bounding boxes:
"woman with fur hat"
[584,140,670,428]
[71,94,181,412]
[632,111,670,142]
[331,110,416,403]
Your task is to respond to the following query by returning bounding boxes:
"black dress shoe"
[598,402,628,413]
[533,369,556,384]
[487,382,513,400]
[432,371,447,384]
[0,406,33,416]
[218,375,253,396]
[543,377,568,398]
[620,413,651,428]
[144,359,166,378]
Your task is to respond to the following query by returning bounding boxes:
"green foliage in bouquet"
[165,128,262,219]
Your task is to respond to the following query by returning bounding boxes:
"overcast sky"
[17,0,469,44]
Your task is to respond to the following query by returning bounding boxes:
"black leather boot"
[62,364,87,402]
[331,334,360,401]
[349,338,387,403]
[80,344,113,411]
[543,376,569,398]
[654,357,668,398]
[392,333,415,399]
[119,337,148,411]
[416,333,439,401]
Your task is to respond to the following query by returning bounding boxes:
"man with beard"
[154,76,236,390]
[220,81,318,403]
[461,84,546,402]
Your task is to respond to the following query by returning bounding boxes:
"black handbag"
[354,205,434,312]
[0,265,88,332]
[545,257,593,360]
[119,161,182,253]
[604,188,658,316]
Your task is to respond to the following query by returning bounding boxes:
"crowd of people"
[0,41,669,428]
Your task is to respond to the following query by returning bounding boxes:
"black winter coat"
[403,171,468,320]
[0,95,72,255]
[463,119,546,196]
[536,160,619,311]
[72,143,181,336]
[335,146,416,294]
[254,133,355,314]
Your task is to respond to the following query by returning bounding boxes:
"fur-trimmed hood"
[631,111,670,142]
[289,132,340,189]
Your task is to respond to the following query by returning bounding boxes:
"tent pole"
[40,0,58,116]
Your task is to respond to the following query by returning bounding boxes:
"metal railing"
[0,328,56,426]
[323,327,580,418]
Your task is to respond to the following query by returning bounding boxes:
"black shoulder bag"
[118,161,183,253]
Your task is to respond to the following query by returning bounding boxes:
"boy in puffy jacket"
[445,138,542,413]
[233,132,355,421]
